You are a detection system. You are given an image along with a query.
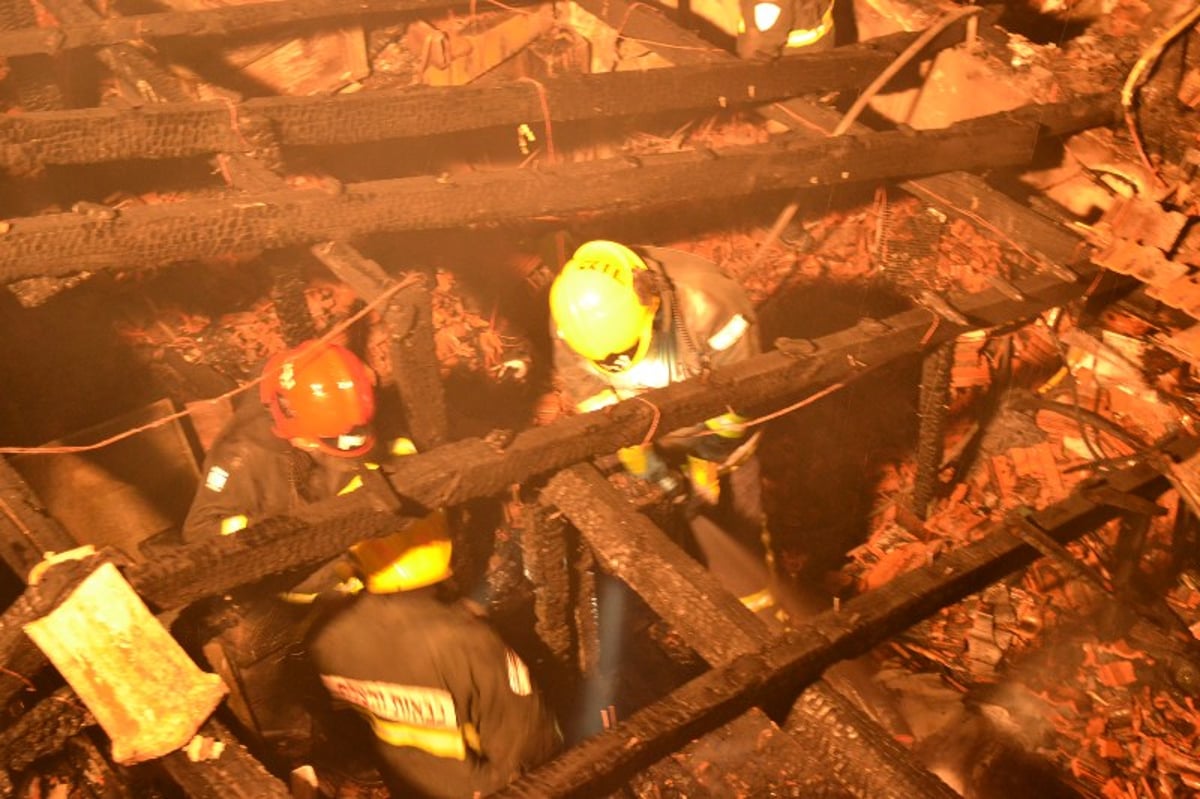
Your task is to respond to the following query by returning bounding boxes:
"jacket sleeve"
[464,628,561,793]
[181,437,273,543]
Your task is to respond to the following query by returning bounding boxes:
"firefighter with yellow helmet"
[549,240,778,619]
[307,511,561,798]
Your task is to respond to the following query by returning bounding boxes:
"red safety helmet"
[259,340,376,458]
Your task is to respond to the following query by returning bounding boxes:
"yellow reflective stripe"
[617,444,650,474]
[338,475,364,496]
[704,411,748,439]
[577,390,620,413]
[391,437,417,457]
[220,515,248,536]
[367,716,468,760]
[739,587,776,613]
[785,3,834,49]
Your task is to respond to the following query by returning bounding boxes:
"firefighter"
[736,0,836,60]
[181,339,411,762]
[306,510,561,799]
[549,239,778,619]
[183,339,380,542]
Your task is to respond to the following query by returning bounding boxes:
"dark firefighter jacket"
[182,396,371,543]
[307,589,561,798]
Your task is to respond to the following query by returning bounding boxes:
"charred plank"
[544,464,958,799]
[0,457,78,577]
[0,98,1117,280]
[158,720,290,799]
[0,0,515,57]
[0,31,941,169]
[0,687,93,779]
[493,440,1192,798]
[312,243,448,450]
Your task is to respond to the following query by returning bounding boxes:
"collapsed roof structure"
[0,0,1199,795]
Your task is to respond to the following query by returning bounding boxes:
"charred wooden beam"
[380,266,1089,510]
[0,686,93,784]
[576,0,1094,278]
[0,457,78,577]
[0,0,510,57]
[158,720,290,799]
[0,0,65,112]
[519,500,574,666]
[312,243,449,450]
[543,464,958,799]
[544,465,770,662]
[0,554,102,711]
[494,438,1192,798]
[912,341,953,518]
[0,97,1116,281]
[0,31,946,170]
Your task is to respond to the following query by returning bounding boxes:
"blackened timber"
[543,464,770,664]
[493,440,1191,798]
[311,243,448,450]
[0,457,78,577]
[544,464,959,799]
[521,502,574,666]
[0,0,65,114]
[912,341,953,518]
[0,0,522,57]
[0,554,102,708]
[159,720,290,799]
[0,98,1116,280]
[0,31,935,169]
[381,267,1088,509]
[0,686,93,779]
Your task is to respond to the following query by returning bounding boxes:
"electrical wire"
[0,274,420,456]
[1120,3,1200,189]
[744,6,983,275]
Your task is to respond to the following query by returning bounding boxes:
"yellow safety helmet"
[349,509,453,594]
[549,240,659,373]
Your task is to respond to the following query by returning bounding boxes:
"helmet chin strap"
[290,436,373,459]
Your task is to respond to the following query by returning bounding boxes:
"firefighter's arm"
[180,443,265,543]
[467,636,560,793]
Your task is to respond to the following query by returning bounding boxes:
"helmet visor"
[593,340,642,374]
[314,422,375,458]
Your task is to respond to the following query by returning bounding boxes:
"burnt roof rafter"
[0,96,1117,282]
[0,0,517,58]
[0,30,955,171]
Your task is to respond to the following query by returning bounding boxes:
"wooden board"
[11,398,201,562]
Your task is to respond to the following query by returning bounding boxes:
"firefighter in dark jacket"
[549,240,778,618]
[736,0,835,60]
[307,511,561,798]
[183,339,381,542]
[182,339,407,757]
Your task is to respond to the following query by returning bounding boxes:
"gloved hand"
[618,444,686,499]
[685,455,721,506]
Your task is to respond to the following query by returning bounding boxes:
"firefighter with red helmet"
[307,511,561,798]
[183,339,379,540]
[181,339,407,761]
[549,240,779,619]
